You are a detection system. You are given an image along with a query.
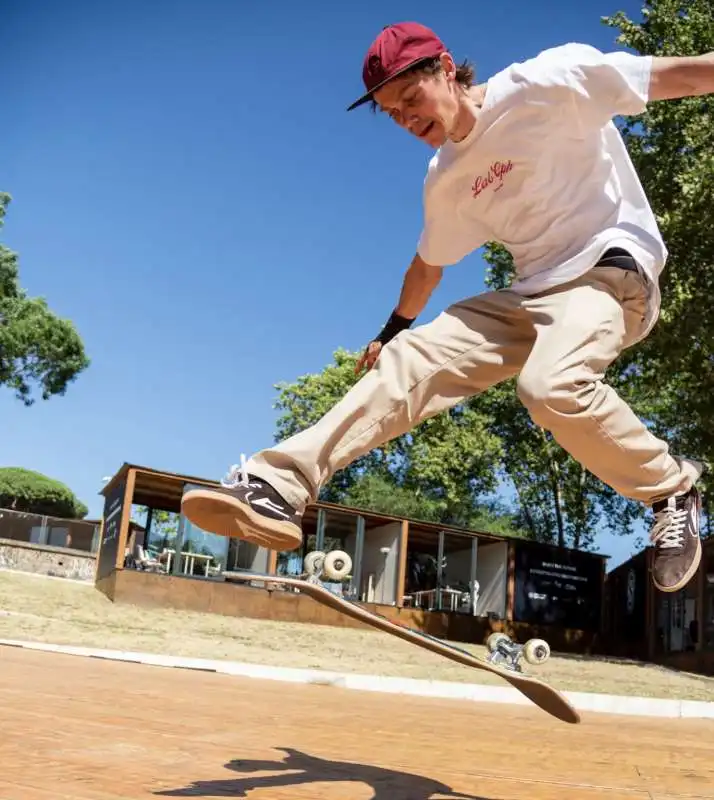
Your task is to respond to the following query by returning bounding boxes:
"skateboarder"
[183,22,711,593]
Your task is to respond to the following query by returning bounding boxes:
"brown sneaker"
[181,461,302,551]
[650,485,702,593]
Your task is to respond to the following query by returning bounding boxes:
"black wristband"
[374,309,416,345]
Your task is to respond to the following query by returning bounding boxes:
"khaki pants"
[246,266,696,511]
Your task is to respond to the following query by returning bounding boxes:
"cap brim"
[346,56,436,112]
[346,92,374,111]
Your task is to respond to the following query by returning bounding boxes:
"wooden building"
[603,537,714,675]
[94,462,608,653]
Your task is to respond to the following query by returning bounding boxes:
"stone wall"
[0,539,96,581]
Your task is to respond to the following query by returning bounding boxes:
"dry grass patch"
[0,569,712,700]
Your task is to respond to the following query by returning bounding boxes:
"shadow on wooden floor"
[154,746,497,799]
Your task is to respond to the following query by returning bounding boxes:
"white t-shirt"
[416,42,666,341]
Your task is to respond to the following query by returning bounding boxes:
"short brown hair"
[370,55,476,112]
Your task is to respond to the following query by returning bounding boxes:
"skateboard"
[224,549,580,725]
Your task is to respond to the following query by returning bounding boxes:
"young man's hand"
[355,340,382,375]
[354,254,443,377]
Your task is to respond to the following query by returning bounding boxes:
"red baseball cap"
[347,22,447,111]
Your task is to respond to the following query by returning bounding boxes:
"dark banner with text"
[513,543,603,630]
[96,480,126,580]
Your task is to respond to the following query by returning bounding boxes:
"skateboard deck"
[224,571,580,724]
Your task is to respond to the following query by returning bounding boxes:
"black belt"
[595,247,639,273]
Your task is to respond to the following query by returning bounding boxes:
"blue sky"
[2,0,647,567]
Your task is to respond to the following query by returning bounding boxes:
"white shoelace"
[650,501,687,549]
[221,454,249,489]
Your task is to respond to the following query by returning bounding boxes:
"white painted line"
[1,637,712,720]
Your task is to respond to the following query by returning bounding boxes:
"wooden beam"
[600,557,607,638]
[115,469,137,570]
[697,544,706,652]
[506,542,516,622]
[396,519,409,607]
[645,547,655,661]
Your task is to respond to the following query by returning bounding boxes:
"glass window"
[404,528,439,609]
[48,527,69,548]
[359,520,400,605]
[440,531,476,614]
[178,483,229,578]
[227,538,269,574]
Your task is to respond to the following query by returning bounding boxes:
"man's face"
[372,53,461,148]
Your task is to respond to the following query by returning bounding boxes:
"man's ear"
[439,51,457,81]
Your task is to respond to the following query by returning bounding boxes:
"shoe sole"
[652,536,702,593]
[180,489,302,551]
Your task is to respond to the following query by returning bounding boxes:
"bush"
[0,467,88,519]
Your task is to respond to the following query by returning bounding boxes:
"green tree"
[0,192,90,405]
[340,472,444,522]
[273,348,517,530]
[339,471,527,536]
[131,506,179,550]
[0,467,88,518]
[599,0,714,504]
[473,0,714,546]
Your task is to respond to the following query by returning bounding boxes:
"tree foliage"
[273,348,525,535]
[340,471,527,536]
[472,0,714,547]
[0,192,90,405]
[599,0,714,488]
[131,506,180,550]
[0,467,88,519]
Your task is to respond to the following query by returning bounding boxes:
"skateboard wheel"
[304,550,326,576]
[523,638,550,665]
[323,550,352,581]
[486,632,510,653]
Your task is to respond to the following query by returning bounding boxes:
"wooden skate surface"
[225,572,580,724]
[2,645,712,799]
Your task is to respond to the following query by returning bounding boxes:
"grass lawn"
[1,568,712,700]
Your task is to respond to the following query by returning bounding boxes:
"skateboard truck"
[303,549,353,584]
[485,632,551,672]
